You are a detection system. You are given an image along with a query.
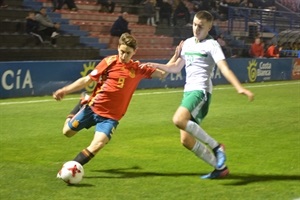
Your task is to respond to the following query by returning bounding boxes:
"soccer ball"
[57,161,84,184]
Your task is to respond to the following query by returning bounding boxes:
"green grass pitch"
[0,80,299,200]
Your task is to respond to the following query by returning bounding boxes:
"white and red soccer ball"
[57,161,84,184]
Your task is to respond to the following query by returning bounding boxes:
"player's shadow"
[85,166,199,179]
[222,173,300,186]
[67,183,95,187]
[85,166,300,186]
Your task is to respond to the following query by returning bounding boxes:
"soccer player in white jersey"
[145,11,254,179]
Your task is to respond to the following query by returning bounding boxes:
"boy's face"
[40,8,46,15]
[192,17,212,41]
[29,12,35,18]
[255,38,261,44]
[122,12,128,20]
[118,44,136,63]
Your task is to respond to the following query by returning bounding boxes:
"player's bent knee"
[62,130,75,138]
[62,126,76,138]
[172,116,185,129]
[173,107,190,129]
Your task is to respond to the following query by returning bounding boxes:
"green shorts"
[180,90,211,124]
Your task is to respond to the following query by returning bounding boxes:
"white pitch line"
[0,81,299,106]
[0,97,79,105]
[129,81,300,96]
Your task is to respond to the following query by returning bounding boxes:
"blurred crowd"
[25,7,60,47]
[277,0,300,12]
[131,0,298,58]
[134,0,278,27]
[20,0,298,58]
[249,37,300,58]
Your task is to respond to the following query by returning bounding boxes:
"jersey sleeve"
[210,40,226,63]
[139,66,157,79]
[89,56,117,81]
[136,61,157,78]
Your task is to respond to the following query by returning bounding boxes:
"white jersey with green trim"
[181,36,225,93]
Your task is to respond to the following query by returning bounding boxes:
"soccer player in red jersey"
[53,33,180,166]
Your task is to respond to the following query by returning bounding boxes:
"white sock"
[191,140,216,167]
[185,120,218,149]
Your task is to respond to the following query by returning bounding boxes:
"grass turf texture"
[0,80,299,200]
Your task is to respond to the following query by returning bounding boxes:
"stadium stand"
[0,1,99,61]
[0,0,299,61]
[214,1,300,57]
[276,0,300,13]
[0,0,177,61]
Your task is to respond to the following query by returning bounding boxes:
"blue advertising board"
[0,58,295,99]
[0,61,96,98]
[211,58,293,85]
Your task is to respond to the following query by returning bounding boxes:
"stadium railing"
[227,6,300,36]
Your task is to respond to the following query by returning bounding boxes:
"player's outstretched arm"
[141,58,185,74]
[140,41,185,74]
[217,60,254,101]
[151,68,167,79]
[53,76,93,101]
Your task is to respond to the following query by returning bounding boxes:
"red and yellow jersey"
[88,55,156,120]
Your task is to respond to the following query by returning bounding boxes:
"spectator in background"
[109,12,131,48]
[25,10,44,45]
[291,42,298,57]
[287,42,294,51]
[218,0,229,21]
[133,0,143,4]
[158,0,173,26]
[97,0,115,13]
[143,0,157,26]
[296,42,300,55]
[239,0,253,8]
[52,0,58,12]
[217,33,232,58]
[279,0,300,12]
[52,0,78,12]
[192,0,211,11]
[249,37,264,58]
[265,42,280,58]
[35,7,60,47]
[209,24,218,39]
[0,0,8,8]
[110,12,131,37]
[173,0,191,26]
[256,0,276,10]
[280,42,288,57]
[210,0,221,20]
[154,0,160,25]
